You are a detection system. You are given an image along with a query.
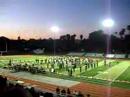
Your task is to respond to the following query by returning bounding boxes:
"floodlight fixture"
[102,18,114,28]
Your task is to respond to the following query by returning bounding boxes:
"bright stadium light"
[51,26,60,33]
[50,25,60,55]
[102,18,114,28]
[102,18,115,66]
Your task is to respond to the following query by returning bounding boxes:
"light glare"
[102,18,114,28]
[51,26,60,32]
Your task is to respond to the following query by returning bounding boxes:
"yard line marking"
[94,61,130,82]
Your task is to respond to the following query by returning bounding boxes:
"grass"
[94,61,130,80]
[80,60,119,77]
[112,81,130,89]
[38,72,110,86]
[0,55,130,89]
[43,72,130,89]
[116,66,130,81]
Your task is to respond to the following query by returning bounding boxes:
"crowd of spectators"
[0,75,91,97]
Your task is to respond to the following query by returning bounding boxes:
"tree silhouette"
[119,28,125,39]
[1,24,130,54]
[114,32,118,35]
[66,34,71,40]
[80,34,83,40]
[127,25,130,34]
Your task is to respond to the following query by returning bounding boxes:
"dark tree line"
[0,25,130,54]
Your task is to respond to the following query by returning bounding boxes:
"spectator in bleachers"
[0,75,7,97]
[0,75,86,97]
[4,87,32,97]
[77,91,84,97]
[44,92,53,97]
[61,88,66,95]
[87,94,90,97]
[72,90,78,96]
[56,87,60,94]
[67,88,72,97]
[67,88,71,95]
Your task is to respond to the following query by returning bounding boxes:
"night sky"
[0,0,130,39]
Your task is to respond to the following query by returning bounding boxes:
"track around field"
[2,72,130,97]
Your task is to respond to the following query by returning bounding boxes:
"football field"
[0,55,130,89]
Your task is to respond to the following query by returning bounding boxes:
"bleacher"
[85,53,96,57]
[128,54,130,59]
[95,53,104,57]
[67,52,129,59]
[67,52,85,56]
[85,53,104,58]
[114,54,126,59]
[106,54,115,58]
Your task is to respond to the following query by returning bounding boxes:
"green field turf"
[94,61,130,81]
[0,55,130,89]
[80,60,119,77]
[116,66,130,81]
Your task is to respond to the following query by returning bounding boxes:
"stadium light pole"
[50,26,60,55]
[102,18,114,65]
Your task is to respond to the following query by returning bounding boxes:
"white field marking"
[94,61,130,82]
[95,61,130,97]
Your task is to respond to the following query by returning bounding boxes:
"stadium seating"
[128,55,130,59]
[33,48,45,54]
[85,53,103,57]
[67,52,85,56]
[105,54,126,59]
[106,54,115,58]
[67,52,128,59]
[85,53,96,57]
[114,54,126,59]
[95,53,104,57]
